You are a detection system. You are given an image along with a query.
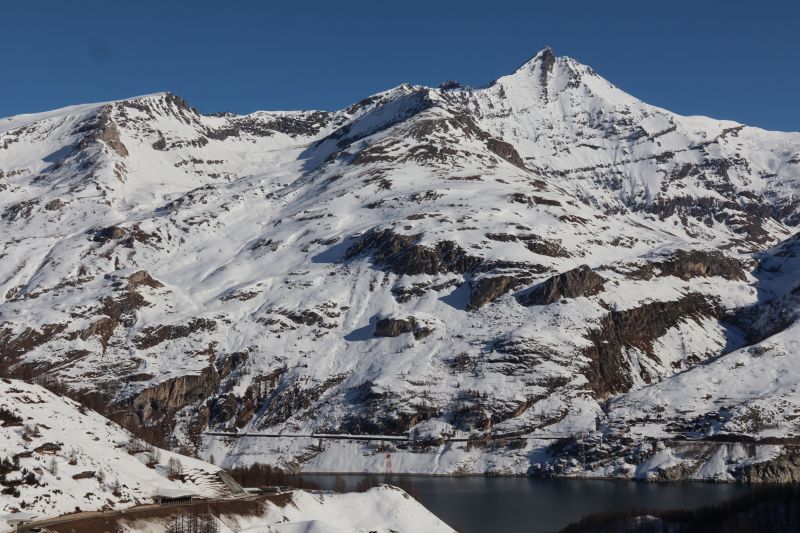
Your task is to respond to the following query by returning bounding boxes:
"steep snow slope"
[611,235,800,445]
[0,378,229,531]
[2,48,800,481]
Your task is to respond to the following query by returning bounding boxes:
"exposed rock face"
[374,316,433,340]
[520,265,605,306]
[125,369,219,423]
[45,199,65,210]
[120,365,221,447]
[346,229,483,275]
[127,270,163,290]
[485,232,568,257]
[468,275,521,310]
[77,107,128,158]
[486,138,527,168]
[583,293,722,396]
[537,47,556,88]
[151,131,167,150]
[209,367,283,430]
[643,192,784,245]
[80,271,162,353]
[257,374,348,428]
[341,381,441,436]
[622,249,747,282]
[736,450,800,483]
[97,118,128,157]
[659,249,746,281]
[0,323,68,368]
[342,403,441,436]
[375,317,414,337]
[133,318,217,350]
[92,225,127,243]
[71,470,95,480]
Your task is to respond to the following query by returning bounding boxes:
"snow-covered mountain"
[2,47,800,481]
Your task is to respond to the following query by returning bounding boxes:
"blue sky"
[4,0,799,131]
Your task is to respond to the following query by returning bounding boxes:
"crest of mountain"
[2,47,800,481]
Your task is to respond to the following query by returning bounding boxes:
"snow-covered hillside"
[0,378,230,531]
[2,47,800,481]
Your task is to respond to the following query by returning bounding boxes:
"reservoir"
[301,474,757,532]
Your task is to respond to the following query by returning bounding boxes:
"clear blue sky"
[4,0,799,131]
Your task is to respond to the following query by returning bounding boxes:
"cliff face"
[1,50,800,480]
[520,265,606,306]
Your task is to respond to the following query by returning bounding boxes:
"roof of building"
[0,512,38,522]
[152,488,200,499]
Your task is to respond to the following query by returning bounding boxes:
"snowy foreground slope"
[0,378,226,530]
[2,48,800,481]
[118,486,454,533]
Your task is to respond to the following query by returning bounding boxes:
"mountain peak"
[514,46,557,74]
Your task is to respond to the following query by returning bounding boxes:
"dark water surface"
[301,474,758,533]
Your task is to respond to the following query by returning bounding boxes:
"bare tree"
[48,456,58,476]
[167,456,184,479]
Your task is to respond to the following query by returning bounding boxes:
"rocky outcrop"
[127,270,163,290]
[509,193,562,208]
[206,111,332,141]
[123,367,220,425]
[341,382,441,436]
[450,391,538,432]
[486,138,527,168]
[97,119,128,157]
[79,108,128,157]
[468,275,521,310]
[583,293,722,396]
[209,368,284,430]
[119,363,229,448]
[80,271,162,352]
[374,317,414,337]
[346,229,483,275]
[623,249,747,282]
[659,249,746,281]
[374,316,434,340]
[0,323,68,370]
[486,232,568,257]
[537,47,556,88]
[643,194,779,245]
[151,131,167,150]
[736,450,800,483]
[133,318,217,350]
[92,225,127,243]
[520,265,605,306]
[342,403,441,436]
[256,374,347,428]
